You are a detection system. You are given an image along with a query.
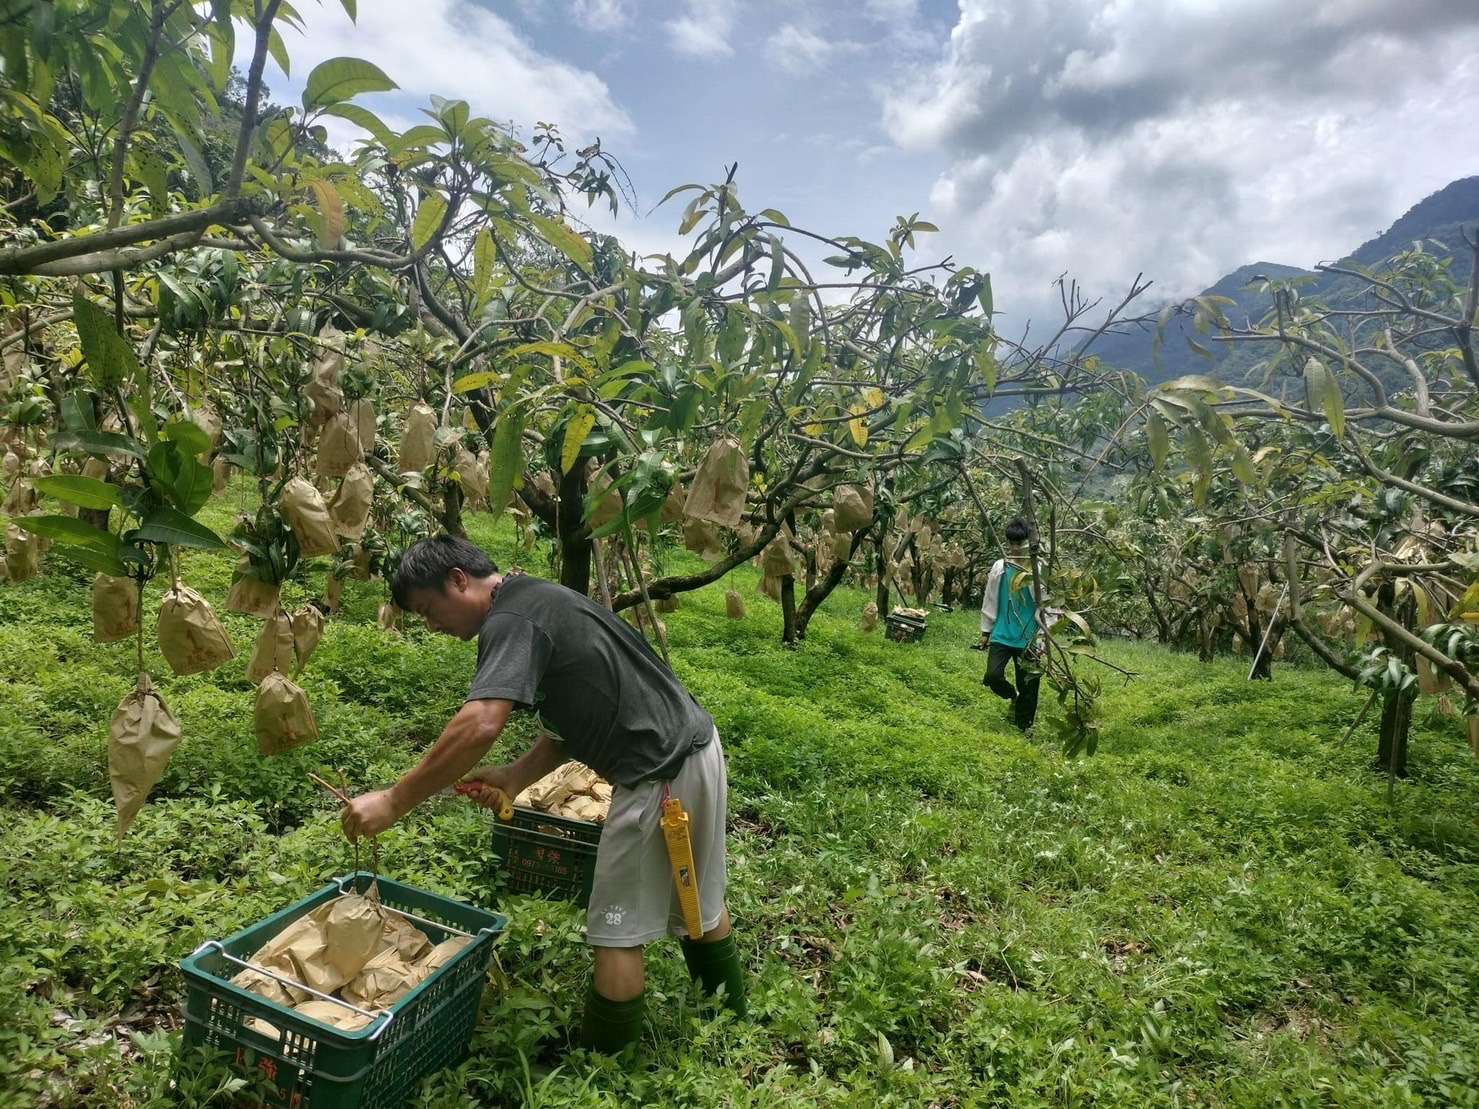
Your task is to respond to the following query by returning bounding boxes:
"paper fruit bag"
[328,462,373,540]
[254,672,319,756]
[247,610,295,684]
[158,585,235,676]
[282,476,340,558]
[684,436,748,528]
[291,605,326,673]
[92,573,140,644]
[109,674,182,837]
[398,402,437,473]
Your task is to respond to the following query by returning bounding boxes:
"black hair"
[390,536,498,609]
[1004,517,1031,545]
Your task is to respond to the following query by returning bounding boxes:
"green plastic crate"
[180,872,506,1109]
[491,805,602,907]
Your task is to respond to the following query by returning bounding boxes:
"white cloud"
[571,0,627,32]
[879,0,1479,325]
[666,0,737,58]
[766,24,837,74]
[261,0,633,142]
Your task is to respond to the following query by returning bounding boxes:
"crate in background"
[491,805,603,908]
[180,872,506,1109]
[885,610,928,643]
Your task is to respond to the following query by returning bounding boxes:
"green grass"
[2,504,1477,1106]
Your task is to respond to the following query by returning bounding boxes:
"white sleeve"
[980,560,1004,636]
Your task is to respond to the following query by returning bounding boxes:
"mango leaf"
[411,190,448,251]
[484,411,526,526]
[12,514,121,553]
[51,543,130,577]
[133,506,226,549]
[309,179,346,247]
[321,102,394,147]
[452,370,500,394]
[1145,409,1169,468]
[53,428,145,461]
[848,404,870,447]
[32,474,123,510]
[73,291,141,393]
[301,56,397,111]
[1229,442,1256,486]
[472,226,496,309]
[561,405,596,474]
[164,419,212,458]
[1319,361,1345,436]
[528,212,592,272]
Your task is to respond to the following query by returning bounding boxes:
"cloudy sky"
[263,0,1479,336]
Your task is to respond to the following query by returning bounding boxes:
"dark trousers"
[984,642,1040,729]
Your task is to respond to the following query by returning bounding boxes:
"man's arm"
[980,560,1003,641]
[342,698,514,839]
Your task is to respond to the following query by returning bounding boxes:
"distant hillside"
[1087,176,1479,389]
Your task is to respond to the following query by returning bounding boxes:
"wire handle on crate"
[194,941,396,1040]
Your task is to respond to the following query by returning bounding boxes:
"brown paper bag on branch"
[109,674,181,837]
[158,584,235,676]
[316,413,361,480]
[832,484,873,533]
[291,605,326,673]
[861,601,879,632]
[247,610,295,684]
[684,436,748,528]
[327,462,373,540]
[4,522,40,583]
[349,398,376,455]
[226,561,282,618]
[282,477,340,558]
[725,588,746,619]
[254,672,319,755]
[211,456,230,495]
[398,403,438,474]
[92,573,140,644]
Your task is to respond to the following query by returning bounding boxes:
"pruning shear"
[451,780,515,821]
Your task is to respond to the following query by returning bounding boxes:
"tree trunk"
[440,481,466,538]
[780,574,798,645]
[874,533,889,615]
[1376,688,1411,780]
[1374,589,1416,779]
[557,463,592,595]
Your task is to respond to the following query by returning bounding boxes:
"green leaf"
[561,406,596,475]
[309,179,346,247]
[452,371,500,394]
[52,544,130,577]
[301,56,397,111]
[32,474,123,510]
[1320,362,1345,437]
[133,506,226,550]
[72,291,141,393]
[528,212,592,272]
[321,102,395,147]
[53,428,145,461]
[1145,409,1169,468]
[12,514,121,554]
[485,412,526,526]
[472,227,496,310]
[411,190,448,251]
[173,128,213,200]
[164,419,212,458]
[1229,443,1256,485]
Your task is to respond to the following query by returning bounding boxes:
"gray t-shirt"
[466,575,714,787]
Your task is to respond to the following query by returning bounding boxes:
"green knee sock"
[579,984,645,1054]
[680,933,748,1018]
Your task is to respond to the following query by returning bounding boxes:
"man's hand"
[456,765,518,810]
[341,788,401,841]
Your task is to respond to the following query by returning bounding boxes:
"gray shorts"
[586,729,728,947]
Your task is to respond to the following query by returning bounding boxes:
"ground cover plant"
[3,507,1478,1108]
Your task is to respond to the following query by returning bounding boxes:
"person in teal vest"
[979,517,1042,730]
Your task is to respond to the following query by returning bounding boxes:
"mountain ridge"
[1086,176,1479,388]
